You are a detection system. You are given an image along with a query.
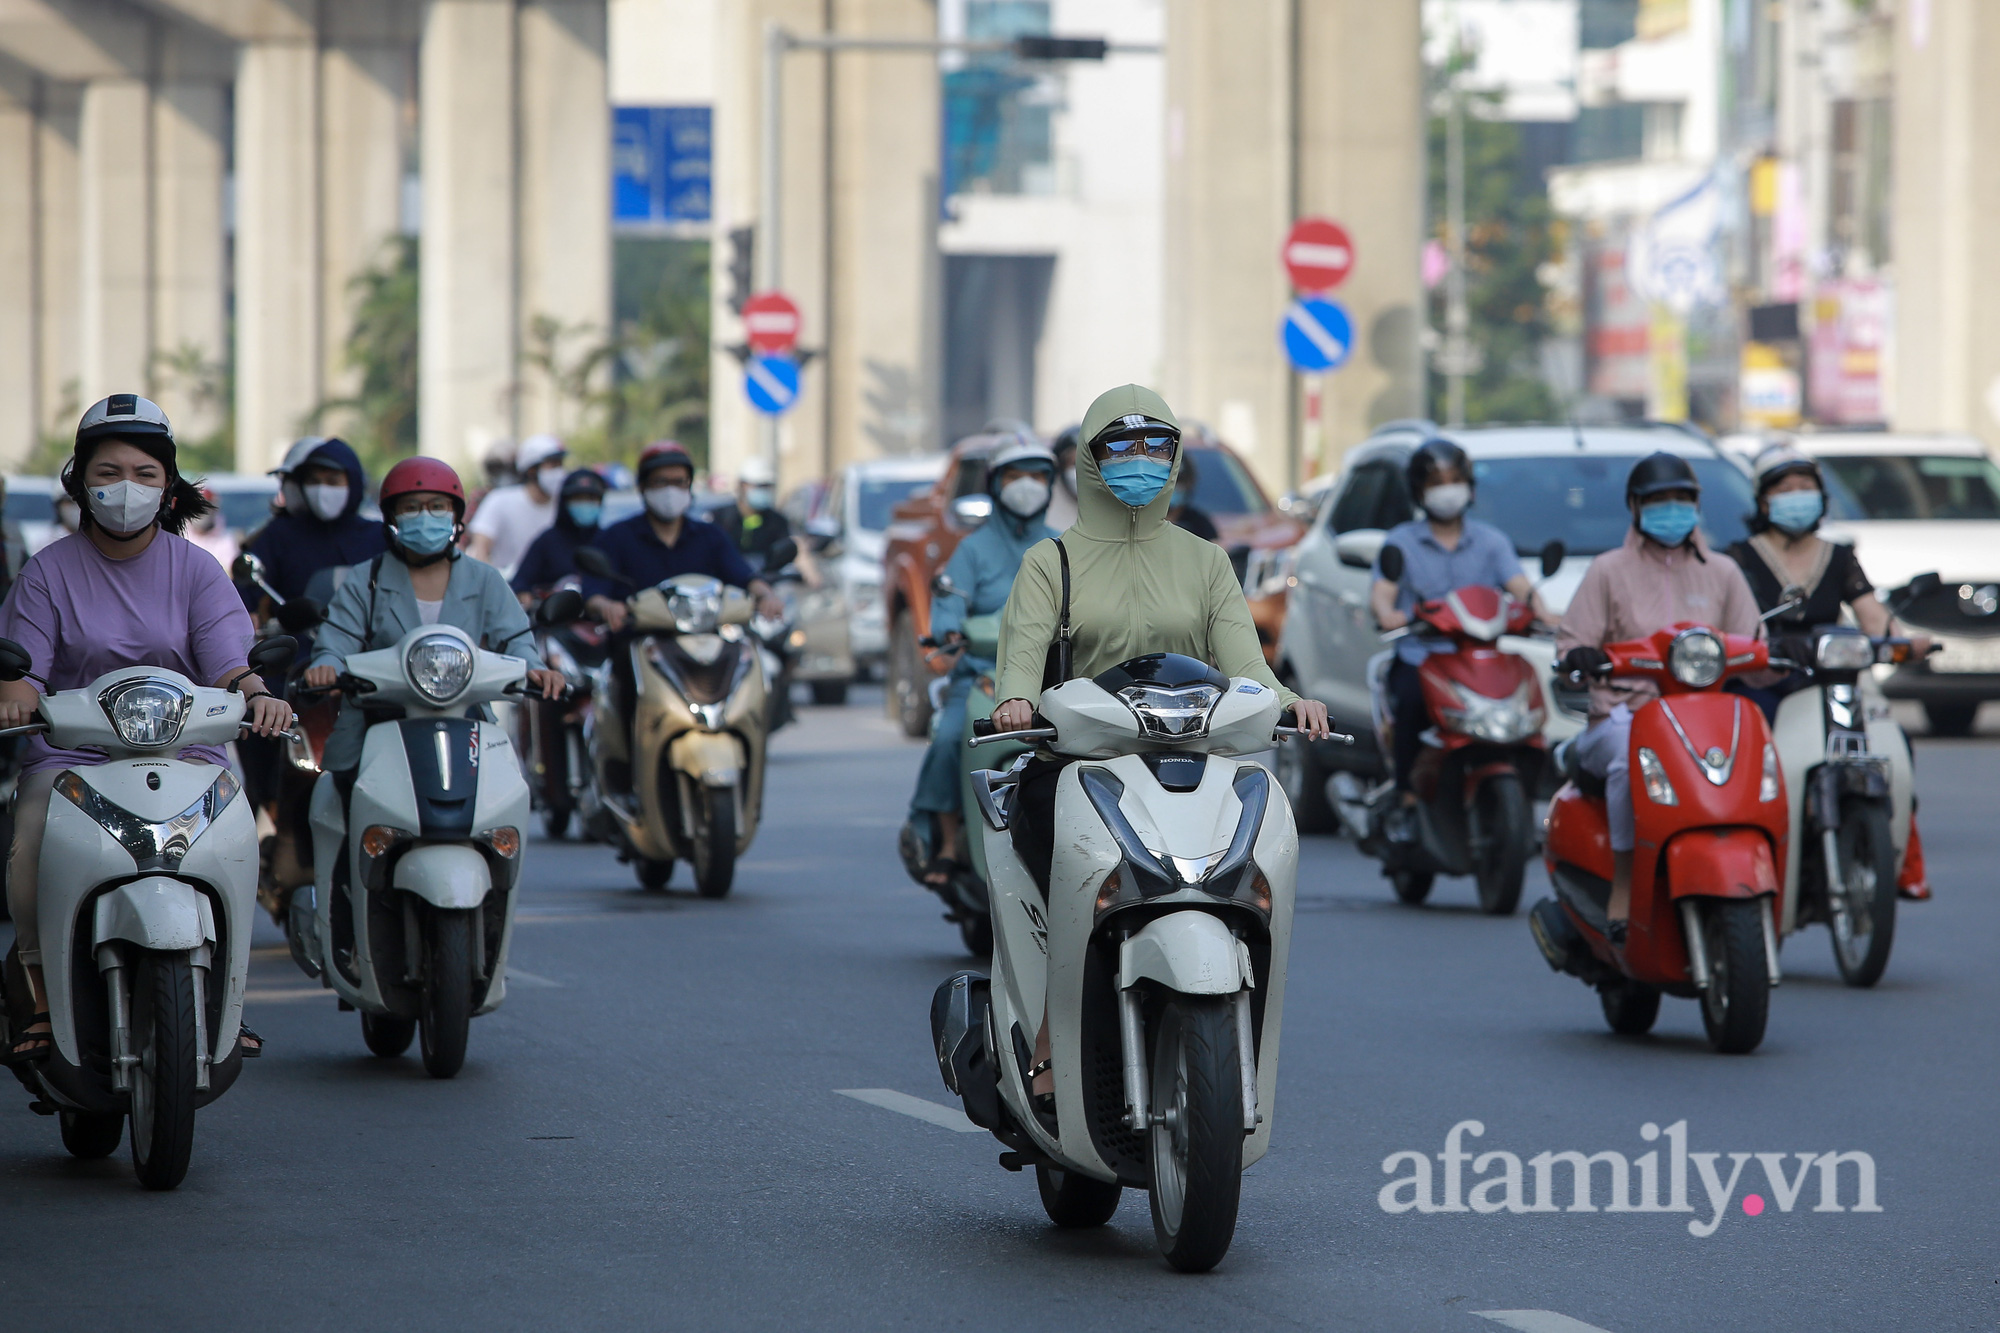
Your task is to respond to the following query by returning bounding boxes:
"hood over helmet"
[1072,384,1184,540]
[275,436,368,523]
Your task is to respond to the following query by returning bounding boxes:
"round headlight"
[103,679,191,748]
[666,582,723,634]
[1815,631,1875,671]
[406,634,475,704]
[1667,628,1725,688]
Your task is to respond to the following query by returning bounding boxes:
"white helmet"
[76,393,174,449]
[987,435,1056,481]
[739,455,778,486]
[516,433,566,472]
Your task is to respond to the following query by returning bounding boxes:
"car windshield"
[855,476,936,531]
[1816,454,2000,520]
[1183,449,1268,516]
[1467,454,1759,556]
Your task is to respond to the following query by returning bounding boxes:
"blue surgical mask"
[394,510,456,556]
[566,501,602,529]
[1766,490,1824,535]
[1103,458,1172,508]
[1637,500,1699,547]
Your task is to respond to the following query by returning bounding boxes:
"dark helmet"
[1051,424,1081,461]
[637,439,697,485]
[1625,451,1701,503]
[1405,437,1471,504]
[558,467,608,502]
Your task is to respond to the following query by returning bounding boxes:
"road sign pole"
[1302,372,1325,480]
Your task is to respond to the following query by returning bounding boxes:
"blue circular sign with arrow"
[745,354,801,415]
[1281,296,1354,373]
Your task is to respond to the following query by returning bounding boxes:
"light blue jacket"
[311,552,544,771]
[931,506,1055,674]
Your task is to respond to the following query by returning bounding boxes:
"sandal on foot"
[920,856,961,889]
[1028,1058,1058,1130]
[5,1012,53,1069]
[238,1025,263,1058]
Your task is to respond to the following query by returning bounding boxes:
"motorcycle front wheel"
[128,950,199,1190]
[1146,995,1243,1273]
[419,909,475,1078]
[1036,1163,1122,1227]
[1698,899,1770,1055]
[1472,772,1530,916]
[1828,797,1898,988]
[691,786,738,898]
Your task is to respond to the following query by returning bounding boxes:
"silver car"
[817,456,947,674]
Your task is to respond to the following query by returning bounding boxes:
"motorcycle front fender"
[668,729,746,787]
[1117,911,1249,996]
[92,876,215,952]
[391,844,492,909]
[1664,827,1780,900]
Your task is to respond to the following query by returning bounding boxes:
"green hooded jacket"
[993,384,1298,709]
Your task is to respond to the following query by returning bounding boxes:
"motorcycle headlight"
[1815,631,1874,671]
[665,583,723,634]
[1667,628,1725,688]
[99,678,192,749]
[1441,679,1545,744]
[406,633,474,705]
[1116,683,1222,740]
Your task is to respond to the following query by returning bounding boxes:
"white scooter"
[290,592,577,1077]
[0,634,296,1189]
[931,652,1340,1272]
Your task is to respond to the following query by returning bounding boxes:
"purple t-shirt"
[0,531,256,774]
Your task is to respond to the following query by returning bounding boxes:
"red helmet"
[637,439,696,484]
[380,456,467,517]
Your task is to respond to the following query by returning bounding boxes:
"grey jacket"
[310,552,544,771]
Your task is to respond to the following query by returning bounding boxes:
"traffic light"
[1013,35,1108,61]
[727,225,754,314]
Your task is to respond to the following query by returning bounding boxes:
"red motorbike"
[1331,544,1556,915]
[1530,624,1789,1054]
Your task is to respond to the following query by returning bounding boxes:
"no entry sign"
[742,291,801,353]
[1282,218,1355,293]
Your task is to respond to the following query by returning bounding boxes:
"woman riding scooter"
[988,384,1334,1108]
[1553,452,1763,943]
[1723,445,1934,901]
[2,394,295,1065]
[907,437,1059,890]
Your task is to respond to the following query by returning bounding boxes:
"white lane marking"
[836,1088,982,1133]
[1477,1313,1617,1333]
[505,967,562,988]
[244,988,333,1004]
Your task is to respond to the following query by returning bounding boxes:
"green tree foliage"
[308,236,420,480]
[1427,98,1558,424]
[550,239,710,469]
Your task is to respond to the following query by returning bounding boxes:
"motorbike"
[1328,541,1562,914]
[931,653,1344,1271]
[286,592,579,1078]
[522,600,608,841]
[575,546,784,897]
[1530,623,1788,1054]
[1766,571,1941,987]
[748,580,801,735]
[0,633,297,1188]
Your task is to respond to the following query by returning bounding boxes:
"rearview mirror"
[1334,529,1386,572]
[932,572,959,600]
[574,546,617,580]
[1377,541,1405,582]
[275,597,324,633]
[247,635,298,681]
[231,551,265,584]
[0,637,33,683]
[1905,571,1943,600]
[950,495,992,529]
[536,588,585,626]
[1538,540,1566,580]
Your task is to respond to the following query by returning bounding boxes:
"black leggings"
[1388,657,1429,792]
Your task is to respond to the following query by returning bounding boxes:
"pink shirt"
[0,531,255,773]
[1556,528,1763,720]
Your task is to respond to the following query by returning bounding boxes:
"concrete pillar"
[421,0,519,467]
[35,81,81,439]
[1164,0,1424,492]
[150,28,231,439]
[516,0,610,439]
[77,75,153,401]
[234,34,322,470]
[1891,0,2000,450]
[0,67,37,466]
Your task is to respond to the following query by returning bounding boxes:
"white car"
[816,456,946,673]
[1803,432,2000,735]
[1278,422,1760,785]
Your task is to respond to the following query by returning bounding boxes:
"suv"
[1801,432,2000,735]
[1276,422,1759,803]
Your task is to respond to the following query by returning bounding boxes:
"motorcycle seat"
[1555,737,1606,800]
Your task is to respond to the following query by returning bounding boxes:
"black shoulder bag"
[1039,538,1071,691]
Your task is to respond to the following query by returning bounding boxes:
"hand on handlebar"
[244,692,295,738]
[1286,699,1335,741]
[526,667,565,700]
[303,664,338,690]
[993,697,1035,732]
[1559,645,1610,678]
[589,594,630,632]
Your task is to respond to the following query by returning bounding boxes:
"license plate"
[1930,635,2000,673]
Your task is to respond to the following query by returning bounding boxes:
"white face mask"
[1422,482,1471,521]
[998,476,1051,518]
[644,484,693,521]
[86,479,165,535]
[535,464,566,497]
[304,482,349,522]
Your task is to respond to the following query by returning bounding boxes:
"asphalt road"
[3,689,1995,1331]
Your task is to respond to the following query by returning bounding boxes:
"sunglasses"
[1092,433,1179,462]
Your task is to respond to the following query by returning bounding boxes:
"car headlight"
[1440,679,1545,743]
[1815,631,1874,671]
[1636,746,1678,805]
[100,677,192,749]
[665,581,723,634]
[406,633,474,705]
[1667,628,1725,688]
[1117,683,1222,740]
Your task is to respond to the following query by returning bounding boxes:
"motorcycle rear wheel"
[361,1012,416,1058]
[419,910,475,1078]
[1828,797,1898,988]
[1472,773,1530,916]
[1146,995,1243,1273]
[1698,899,1770,1055]
[128,950,198,1190]
[1036,1163,1122,1227]
[691,787,738,898]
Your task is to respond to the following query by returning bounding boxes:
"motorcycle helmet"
[558,467,608,503]
[64,393,212,536]
[1404,436,1472,505]
[637,439,697,486]
[1751,444,1821,497]
[1625,451,1702,503]
[379,456,468,520]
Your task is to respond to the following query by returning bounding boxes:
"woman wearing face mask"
[1,394,295,1066]
[238,435,387,614]
[906,437,1060,887]
[510,468,609,603]
[1369,438,1552,836]
[1555,452,1764,942]
[1723,446,1935,900]
[302,458,564,781]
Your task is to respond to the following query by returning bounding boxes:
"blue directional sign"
[1281,296,1355,373]
[745,354,801,415]
[612,106,711,229]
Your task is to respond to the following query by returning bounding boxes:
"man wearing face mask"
[713,455,795,573]
[1555,452,1763,943]
[511,468,609,602]
[239,435,386,613]
[466,434,568,579]
[1370,438,1550,837]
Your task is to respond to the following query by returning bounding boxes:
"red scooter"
[1530,623,1788,1053]
[1330,543,1559,915]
